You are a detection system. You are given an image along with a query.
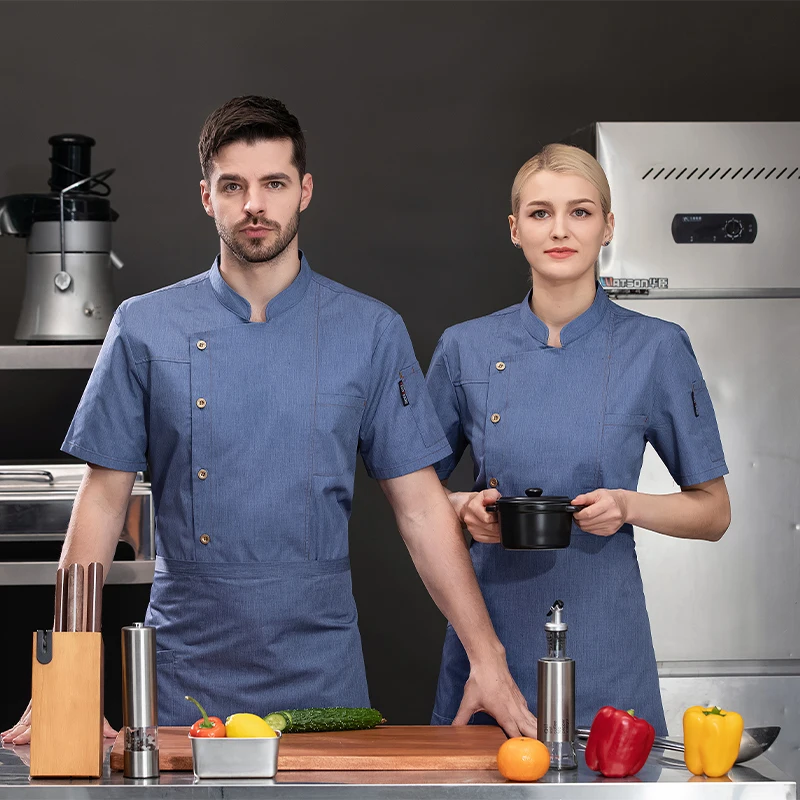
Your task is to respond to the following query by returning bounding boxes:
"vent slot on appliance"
[642,165,800,180]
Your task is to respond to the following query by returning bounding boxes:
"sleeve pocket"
[691,381,726,463]
[399,362,447,448]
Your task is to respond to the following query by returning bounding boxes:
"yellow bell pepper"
[683,706,744,777]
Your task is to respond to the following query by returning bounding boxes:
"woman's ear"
[604,211,615,245]
[508,214,519,247]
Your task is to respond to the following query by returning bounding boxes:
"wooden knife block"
[30,631,104,777]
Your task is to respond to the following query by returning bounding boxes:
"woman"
[427,144,731,736]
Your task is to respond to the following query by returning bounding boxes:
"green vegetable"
[264,707,385,733]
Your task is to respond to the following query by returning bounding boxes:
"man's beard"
[217,205,301,264]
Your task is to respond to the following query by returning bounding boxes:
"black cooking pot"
[486,488,585,550]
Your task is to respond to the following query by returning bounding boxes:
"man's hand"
[452,489,502,543]
[452,655,537,738]
[2,700,118,744]
[571,488,628,537]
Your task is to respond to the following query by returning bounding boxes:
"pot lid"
[495,488,573,506]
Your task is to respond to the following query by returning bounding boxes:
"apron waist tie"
[154,555,351,579]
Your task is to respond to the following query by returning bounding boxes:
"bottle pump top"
[545,599,567,659]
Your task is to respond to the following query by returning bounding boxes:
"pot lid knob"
[525,488,544,498]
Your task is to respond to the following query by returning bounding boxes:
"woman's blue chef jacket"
[425,285,728,736]
[62,254,451,725]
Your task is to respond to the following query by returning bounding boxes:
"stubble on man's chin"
[217,211,301,267]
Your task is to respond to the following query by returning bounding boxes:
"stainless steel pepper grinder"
[121,623,159,778]
[537,599,577,770]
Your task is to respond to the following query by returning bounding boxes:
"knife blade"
[54,567,68,632]
[86,562,103,633]
[66,563,85,632]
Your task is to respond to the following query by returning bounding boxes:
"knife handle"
[54,568,68,632]
[66,563,85,632]
[86,563,103,633]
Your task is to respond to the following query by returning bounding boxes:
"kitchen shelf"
[0,344,101,369]
[0,560,154,585]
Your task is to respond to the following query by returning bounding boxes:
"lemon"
[225,713,277,738]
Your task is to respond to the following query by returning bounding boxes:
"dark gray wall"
[1,1,798,728]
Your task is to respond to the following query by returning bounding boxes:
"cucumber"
[264,707,385,733]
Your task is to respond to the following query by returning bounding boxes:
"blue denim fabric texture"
[62,253,451,724]
[426,284,728,736]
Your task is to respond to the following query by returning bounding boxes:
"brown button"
[496,362,506,371]
[489,477,499,488]
[490,413,501,424]
[197,468,208,480]
[196,340,207,350]
[199,534,211,545]
[196,398,207,409]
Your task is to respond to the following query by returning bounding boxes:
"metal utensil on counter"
[576,725,780,765]
[121,623,159,778]
[538,600,577,770]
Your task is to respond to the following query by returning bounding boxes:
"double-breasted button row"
[491,362,504,427]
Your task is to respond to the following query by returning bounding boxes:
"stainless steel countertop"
[0,741,795,798]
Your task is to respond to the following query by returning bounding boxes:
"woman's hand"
[2,699,117,744]
[451,489,502,543]
[571,488,629,537]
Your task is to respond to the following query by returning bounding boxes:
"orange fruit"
[496,736,550,782]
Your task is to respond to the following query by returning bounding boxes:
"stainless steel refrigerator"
[571,122,800,779]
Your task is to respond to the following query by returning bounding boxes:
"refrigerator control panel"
[671,213,758,244]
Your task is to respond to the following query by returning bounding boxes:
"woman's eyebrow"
[524,198,597,208]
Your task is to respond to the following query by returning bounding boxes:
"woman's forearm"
[619,478,730,541]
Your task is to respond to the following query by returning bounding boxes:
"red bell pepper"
[185,695,226,737]
[584,706,655,778]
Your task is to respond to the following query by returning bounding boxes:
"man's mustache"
[237,218,280,232]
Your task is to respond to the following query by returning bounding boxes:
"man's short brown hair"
[198,96,306,181]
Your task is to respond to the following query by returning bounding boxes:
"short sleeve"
[425,336,468,480]
[359,314,452,480]
[646,327,728,486]
[61,305,149,472]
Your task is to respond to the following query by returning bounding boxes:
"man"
[3,96,536,740]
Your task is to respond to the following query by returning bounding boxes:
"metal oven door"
[0,464,155,585]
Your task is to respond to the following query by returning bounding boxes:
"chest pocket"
[149,360,191,444]
[601,413,648,484]
[313,394,366,477]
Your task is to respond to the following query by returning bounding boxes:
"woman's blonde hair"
[510,144,611,219]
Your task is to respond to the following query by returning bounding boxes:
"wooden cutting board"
[110,725,508,771]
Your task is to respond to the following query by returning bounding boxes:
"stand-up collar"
[209,251,313,322]
[520,282,610,346]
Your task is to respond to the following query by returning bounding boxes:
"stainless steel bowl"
[189,731,281,779]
